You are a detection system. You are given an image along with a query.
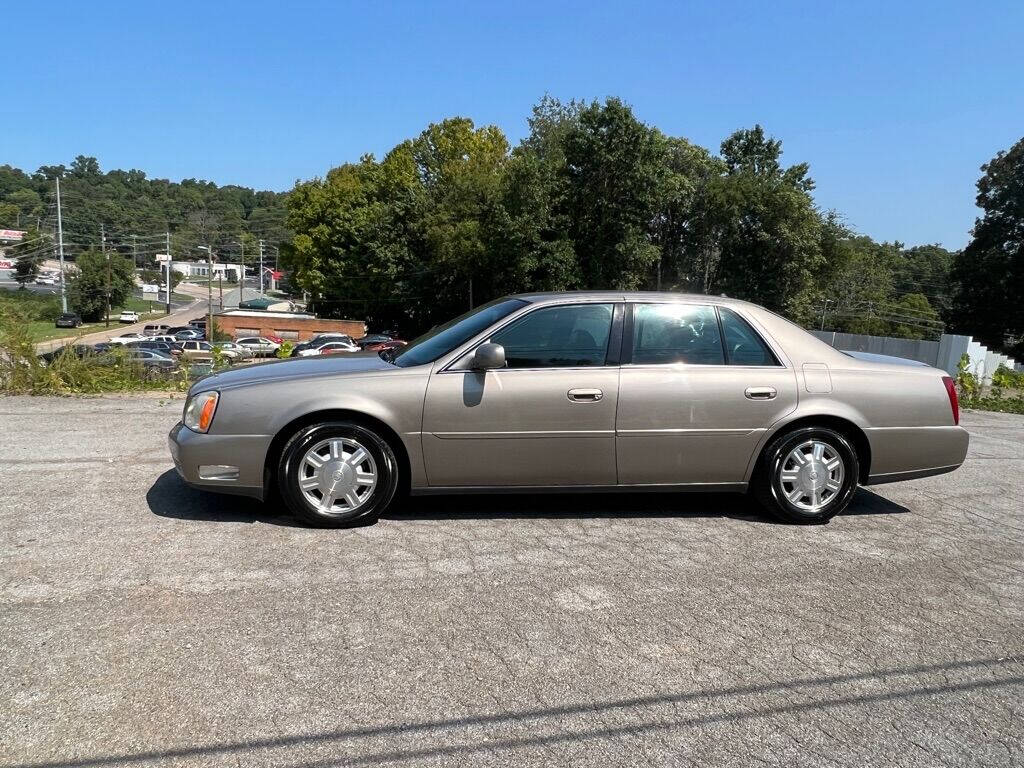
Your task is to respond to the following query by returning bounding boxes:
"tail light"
[941,376,959,425]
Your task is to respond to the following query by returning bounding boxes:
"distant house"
[171,260,238,281]
[213,308,365,343]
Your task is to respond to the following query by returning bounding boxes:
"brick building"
[213,309,366,342]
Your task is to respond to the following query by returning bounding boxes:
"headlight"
[183,391,219,433]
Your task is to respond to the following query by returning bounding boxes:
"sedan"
[235,336,280,357]
[214,341,254,362]
[55,312,83,328]
[169,292,968,528]
[304,340,360,356]
[119,310,140,323]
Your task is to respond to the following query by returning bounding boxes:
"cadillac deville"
[168,292,968,526]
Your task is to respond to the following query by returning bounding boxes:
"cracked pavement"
[1,396,1022,767]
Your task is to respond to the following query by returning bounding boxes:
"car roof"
[508,290,758,308]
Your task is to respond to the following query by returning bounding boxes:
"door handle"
[567,388,603,402]
[744,386,777,400]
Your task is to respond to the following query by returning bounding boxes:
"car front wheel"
[754,427,859,524]
[277,421,400,528]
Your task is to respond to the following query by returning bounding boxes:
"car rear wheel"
[277,421,400,528]
[753,427,859,524]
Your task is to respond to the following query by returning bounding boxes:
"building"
[171,260,240,280]
[213,309,365,343]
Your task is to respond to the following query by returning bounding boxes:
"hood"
[190,351,395,393]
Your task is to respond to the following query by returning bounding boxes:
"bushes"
[1,306,189,394]
[0,288,62,321]
[955,355,1024,415]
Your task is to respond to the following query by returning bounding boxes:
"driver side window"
[490,303,614,368]
[631,303,724,365]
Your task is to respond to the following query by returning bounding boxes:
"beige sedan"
[169,292,968,527]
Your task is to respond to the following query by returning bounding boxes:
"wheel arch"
[263,408,412,498]
[750,414,872,485]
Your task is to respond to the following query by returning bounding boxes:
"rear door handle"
[568,388,603,402]
[744,386,777,400]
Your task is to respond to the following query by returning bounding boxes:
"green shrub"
[276,341,294,359]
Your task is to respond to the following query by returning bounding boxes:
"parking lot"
[1,395,1022,767]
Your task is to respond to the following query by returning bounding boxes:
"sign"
[142,284,160,294]
[155,253,171,262]
[0,229,26,242]
[0,259,13,269]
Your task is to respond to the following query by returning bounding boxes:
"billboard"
[142,284,160,294]
[0,229,26,242]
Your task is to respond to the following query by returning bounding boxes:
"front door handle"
[567,388,603,402]
[744,386,777,400]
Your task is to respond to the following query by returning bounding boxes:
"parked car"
[37,344,95,365]
[55,312,83,328]
[120,349,178,375]
[312,333,356,344]
[35,274,57,285]
[177,340,215,362]
[291,336,359,356]
[214,341,253,362]
[303,341,361,356]
[362,339,407,353]
[169,292,969,528]
[126,340,179,356]
[174,329,205,341]
[108,332,148,345]
[119,310,140,324]
[235,336,280,357]
[143,324,170,336]
[263,334,284,345]
[149,335,181,345]
[355,333,394,348]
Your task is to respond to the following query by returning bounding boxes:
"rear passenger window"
[631,304,724,365]
[719,308,779,366]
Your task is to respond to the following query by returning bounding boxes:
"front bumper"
[168,422,272,500]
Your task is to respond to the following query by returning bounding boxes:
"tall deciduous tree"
[68,250,135,322]
[951,136,1024,354]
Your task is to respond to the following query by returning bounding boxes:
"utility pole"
[258,239,264,296]
[206,245,214,341]
[165,232,171,315]
[132,234,138,270]
[218,269,223,310]
[102,225,111,328]
[55,177,67,312]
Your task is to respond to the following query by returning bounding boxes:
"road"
[1,401,1021,767]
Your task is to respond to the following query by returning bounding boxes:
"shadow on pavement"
[147,470,908,527]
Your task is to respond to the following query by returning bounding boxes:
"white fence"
[811,331,1018,384]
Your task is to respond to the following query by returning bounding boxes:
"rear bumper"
[864,425,969,485]
[168,422,270,500]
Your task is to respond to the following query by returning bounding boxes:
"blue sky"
[4,0,1021,249]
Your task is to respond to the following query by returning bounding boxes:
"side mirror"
[472,342,506,370]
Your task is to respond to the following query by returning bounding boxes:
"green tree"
[703,125,833,322]
[556,98,667,289]
[951,136,1024,354]
[68,250,135,322]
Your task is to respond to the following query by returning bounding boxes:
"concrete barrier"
[810,330,1017,383]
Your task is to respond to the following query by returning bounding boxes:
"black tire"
[753,426,859,525]
[277,421,400,528]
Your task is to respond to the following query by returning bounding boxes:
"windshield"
[389,298,528,368]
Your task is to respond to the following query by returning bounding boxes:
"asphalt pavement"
[1,398,1021,767]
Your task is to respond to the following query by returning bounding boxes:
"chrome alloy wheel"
[778,439,845,513]
[298,437,378,515]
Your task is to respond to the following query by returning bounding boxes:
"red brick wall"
[214,313,366,342]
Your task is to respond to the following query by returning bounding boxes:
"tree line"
[2,98,1021,354]
[281,97,967,344]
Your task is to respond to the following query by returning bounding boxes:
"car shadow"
[147,470,909,527]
